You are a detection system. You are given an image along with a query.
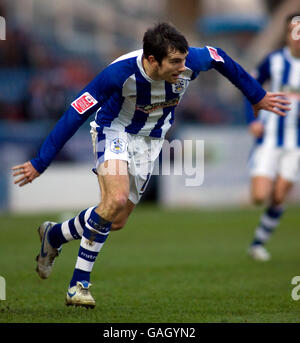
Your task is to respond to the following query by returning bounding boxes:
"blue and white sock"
[251,205,284,246]
[47,207,95,248]
[69,208,112,287]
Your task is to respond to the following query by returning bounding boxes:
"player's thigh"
[278,149,300,184]
[249,146,280,203]
[127,135,163,205]
[251,176,273,203]
[271,176,293,205]
[97,159,130,203]
[272,150,300,204]
[249,146,279,180]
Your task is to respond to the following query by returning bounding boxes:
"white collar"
[136,51,163,83]
[283,47,300,65]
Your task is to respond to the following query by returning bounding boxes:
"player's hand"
[252,92,291,118]
[249,121,264,138]
[12,161,40,187]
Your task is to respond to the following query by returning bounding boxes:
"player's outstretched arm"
[252,92,291,118]
[12,161,40,187]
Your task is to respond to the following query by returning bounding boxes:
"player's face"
[156,49,188,83]
[287,22,300,58]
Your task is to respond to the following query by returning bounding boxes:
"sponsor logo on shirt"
[71,92,98,114]
[136,98,179,114]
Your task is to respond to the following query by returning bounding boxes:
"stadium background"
[1,0,300,211]
[1,0,300,324]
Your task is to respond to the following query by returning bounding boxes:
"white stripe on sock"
[84,207,94,223]
[81,237,104,252]
[61,221,73,241]
[75,256,94,272]
[255,227,271,242]
[74,215,84,237]
[261,214,279,228]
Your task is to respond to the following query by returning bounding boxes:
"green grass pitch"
[0,205,300,323]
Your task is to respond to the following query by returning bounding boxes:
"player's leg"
[111,199,135,231]
[271,156,294,207]
[249,149,299,261]
[66,131,162,308]
[66,159,130,308]
[67,134,161,299]
[248,176,277,260]
[257,150,299,254]
[247,146,279,261]
[36,198,135,279]
[35,207,95,279]
[250,176,273,205]
[249,176,293,259]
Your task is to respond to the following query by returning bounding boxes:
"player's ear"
[147,55,158,67]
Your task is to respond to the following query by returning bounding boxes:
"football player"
[247,14,300,261]
[12,22,290,307]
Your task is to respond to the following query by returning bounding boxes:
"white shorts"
[249,146,300,182]
[90,125,164,204]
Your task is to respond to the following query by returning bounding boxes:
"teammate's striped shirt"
[31,46,266,174]
[246,47,300,149]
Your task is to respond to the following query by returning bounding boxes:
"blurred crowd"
[1,0,297,128]
[0,29,235,126]
[0,25,97,123]
[0,1,241,127]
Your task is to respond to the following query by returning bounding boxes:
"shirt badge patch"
[207,47,224,63]
[110,138,127,154]
[71,92,98,114]
[172,78,189,93]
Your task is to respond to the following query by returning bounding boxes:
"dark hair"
[143,22,189,65]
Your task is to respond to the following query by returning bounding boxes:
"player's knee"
[111,219,127,231]
[252,193,267,205]
[272,194,284,206]
[107,191,128,212]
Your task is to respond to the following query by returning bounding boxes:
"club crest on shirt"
[172,78,189,93]
[110,138,127,154]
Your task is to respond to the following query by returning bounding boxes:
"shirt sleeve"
[244,55,271,124]
[208,47,266,105]
[30,65,120,174]
[187,46,266,104]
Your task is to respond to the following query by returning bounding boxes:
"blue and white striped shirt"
[31,46,266,173]
[246,47,300,149]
